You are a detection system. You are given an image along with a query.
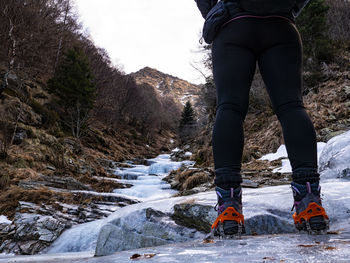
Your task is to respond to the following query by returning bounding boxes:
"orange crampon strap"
[293,202,329,225]
[211,207,244,229]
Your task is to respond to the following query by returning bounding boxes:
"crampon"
[207,186,245,240]
[292,182,329,235]
[210,206,245,239]
[293,202,329,234]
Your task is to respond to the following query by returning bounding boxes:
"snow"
[272,159,292,173]
[0,215,11,225]
[259,145,288,161]
[184,152,192,157]
[260,142,328,174]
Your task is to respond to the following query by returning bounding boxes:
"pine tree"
[296,0,334,65]
[180,101,196,128]
[48,47,95,110]
[48,47,96,138]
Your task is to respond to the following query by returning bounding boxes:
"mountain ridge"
[130,67,201,106]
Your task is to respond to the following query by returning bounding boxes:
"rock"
[4,213,68,255]
[241,179,259,188]
[46,165,56,171]
[178,182,214,196]
[172,203,216,233]
[7,72,18,81]
[132,158,149,166]
[340,85,350,101]
[97,158,118,169]
[172,203,295,236]
[170,149,192,161]
[13,129,27,145]
[116,162,133,168]
[245,213,296,235]
[20,175,92,191]
[94,208,204,256]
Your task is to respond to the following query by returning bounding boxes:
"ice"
[6,132,350,262]
[47,179,350,255]
[0,215,11,224]
[3,229,350,263]
[113,184,177,200]
[319,130,350,180]
[112,154,189,201]
[148,162,182,176]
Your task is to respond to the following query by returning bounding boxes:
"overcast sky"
[74,0,206,84]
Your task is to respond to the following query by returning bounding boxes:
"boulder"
[94,208,203,256]
[172,203,216,233]
[13,129,27,145]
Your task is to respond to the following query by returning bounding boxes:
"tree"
[296,0,334,66]
[179,101,197,143]
[180,101,196,128]
[48,47,96,138]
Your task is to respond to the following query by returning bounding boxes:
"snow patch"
[259,145,288,161]
[260,142,327,174]
[0,215,11,225]
[184,152,192,157]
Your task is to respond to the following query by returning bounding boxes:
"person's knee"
[216,103,248,120]
[274,101,305,119]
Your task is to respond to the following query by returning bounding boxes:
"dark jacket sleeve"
[195,0,218,19]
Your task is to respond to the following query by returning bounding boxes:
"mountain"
[130,67,201,106]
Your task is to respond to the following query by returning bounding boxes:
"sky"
[74,0,207,84]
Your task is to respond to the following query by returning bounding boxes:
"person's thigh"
[212,21,257,118]
[257,21,303,114]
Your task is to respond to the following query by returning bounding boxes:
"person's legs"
[257,18,328,231]
[212,20,257,190]
[257,19,319,184]
[211,19,257,235]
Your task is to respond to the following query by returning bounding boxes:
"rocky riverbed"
[1,130,350,260]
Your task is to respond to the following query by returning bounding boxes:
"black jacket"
[195,0,311,22]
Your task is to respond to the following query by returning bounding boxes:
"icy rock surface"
[2,225,350,263]
[319,130,350,180]
[94,208,203,256]
[46,179,350,257]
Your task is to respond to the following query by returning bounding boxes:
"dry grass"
[174,169,194,184]
[0,185,68,218]
[182,172,211,190]
[78,174,131,193]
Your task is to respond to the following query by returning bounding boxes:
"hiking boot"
[211,186,245,237]
[291,181,329,233]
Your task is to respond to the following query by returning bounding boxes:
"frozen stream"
[1,130,350,262]
[112,154,194,201]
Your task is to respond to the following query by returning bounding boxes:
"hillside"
[130,67,201,106]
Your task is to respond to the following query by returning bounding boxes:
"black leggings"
[212,17,319,188]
